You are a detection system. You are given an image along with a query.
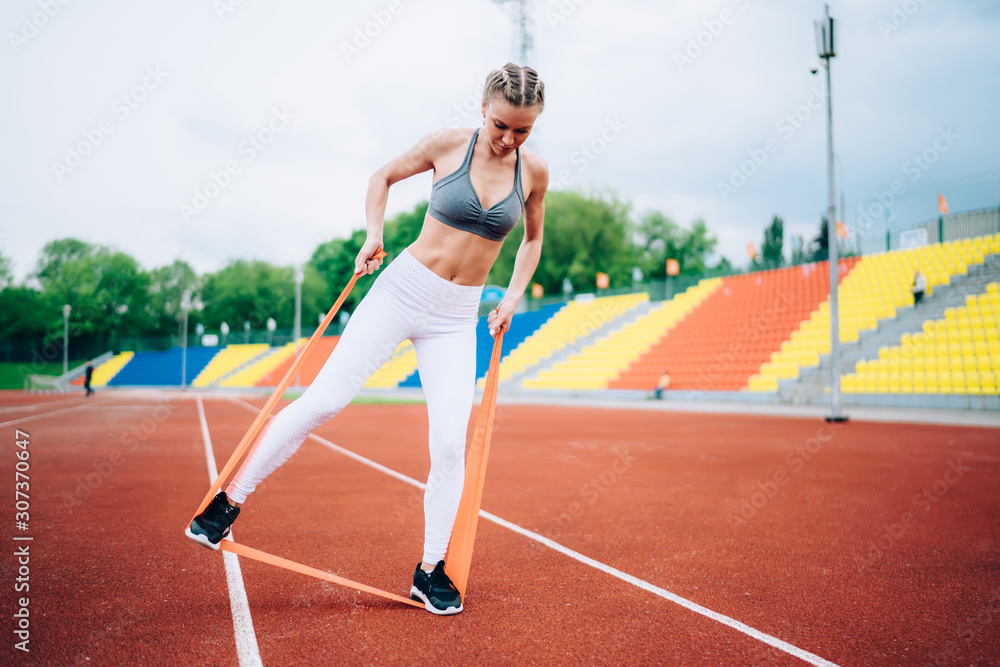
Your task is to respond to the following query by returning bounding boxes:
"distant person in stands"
[84,360,95,397]
[912,269,927,306]
[654,370,671,399]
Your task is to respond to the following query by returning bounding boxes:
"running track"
[1,390,998,665]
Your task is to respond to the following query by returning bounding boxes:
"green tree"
[33,238,94,288]
[310,228,370,314]
[712,255,735,275]
[632,211,682,281]
[0,286,48,343]
[33,240,152,350]
[790,234,808,266]
[385,201,427,251]
[311,200,429,313]
[679,218,718,275]
[147,260,200,336]
[0,251,12,290]
[201,260,294,335]
[489,190,634,295]
[754,216,785,270]
[632,214,719,279]
[809,218,829,262]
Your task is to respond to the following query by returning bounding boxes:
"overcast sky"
[2,0,998,284]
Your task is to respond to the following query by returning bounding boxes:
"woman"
[187,63,548,615]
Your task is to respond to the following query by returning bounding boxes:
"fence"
[853,207,999,255]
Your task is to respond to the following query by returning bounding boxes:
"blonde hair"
[483,63,545,111]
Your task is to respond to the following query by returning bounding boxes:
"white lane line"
[0,400,108,428]
[0,395,86,414]
[228,397,839,666]
[479,510,839,667]
[196,396,263,667]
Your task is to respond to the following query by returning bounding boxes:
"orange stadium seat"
[609,258,858,391]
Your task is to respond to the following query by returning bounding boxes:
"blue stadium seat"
[108,348,220,386]
[399,303,562,388]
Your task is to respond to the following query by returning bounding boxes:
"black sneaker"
[410,561,463,615]
[186,492,240,550]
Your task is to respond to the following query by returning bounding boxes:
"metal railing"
[852,207,999,255]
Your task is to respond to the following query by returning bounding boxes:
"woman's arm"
[355,130,455,274]
[488,155,549,336]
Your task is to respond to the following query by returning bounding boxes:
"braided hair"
[482,63,544,111]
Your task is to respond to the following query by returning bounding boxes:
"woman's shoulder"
[518,145,549,186]
[405,127,474,165]
[423,127,475,152]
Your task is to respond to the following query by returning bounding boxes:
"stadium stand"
[255,337,340,387]
[473,302,564,389]
[509,294,650,389]
[363,340,418,389]
[218,340,305,388]
[543,278,721,391]
[842,281,1000,395]
[402,297,642,389]
[91,351,134,387]
[107,348,218,386]
[750,233,999,396]
[602,260,853,392]
[191,344,270,387]
[67,351,133,388]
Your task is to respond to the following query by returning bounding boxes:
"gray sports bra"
[426,128,524,242]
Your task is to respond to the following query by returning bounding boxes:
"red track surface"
[1,390,998,665]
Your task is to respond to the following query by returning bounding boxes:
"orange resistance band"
[220,540,422,608]
[446,328,503,597]
[187,249,506,608]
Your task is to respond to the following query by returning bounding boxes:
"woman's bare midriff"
[406,215,506,286]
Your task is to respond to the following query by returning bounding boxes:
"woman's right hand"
[355,236,385,275]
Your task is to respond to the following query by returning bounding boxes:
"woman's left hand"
[488,299,517,337]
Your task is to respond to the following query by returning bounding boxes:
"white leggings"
[227,248,483,564]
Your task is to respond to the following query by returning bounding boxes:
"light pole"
[492,0,534,65]
[266,317,276,346]
[220,321,229,347]
[243,320,251,344]
[293,266,303,388]
[181,290,191,389]
[816,4,847,422]
[62,304,71,374]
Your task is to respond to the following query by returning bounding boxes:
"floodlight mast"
[816,4,846,422]
[493,0,534,65]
